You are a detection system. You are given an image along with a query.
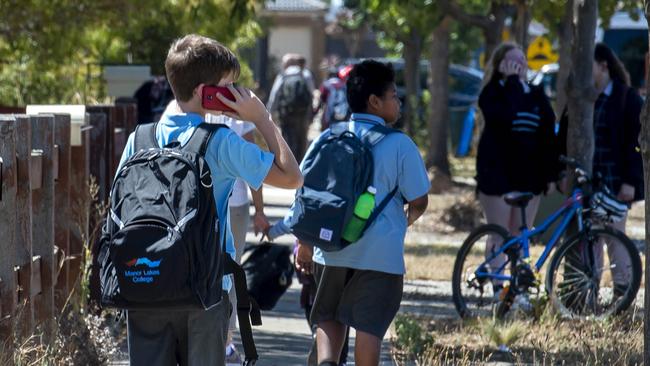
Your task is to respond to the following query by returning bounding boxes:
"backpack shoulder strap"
[364,186,400,233]
[359,125,404,232]
[134,122,159,151]
[225,255,261,364]
[361,124,401,147]
[329,122,348,136]
[183,123,229,156]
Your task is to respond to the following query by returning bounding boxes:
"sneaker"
[225,343,242,365]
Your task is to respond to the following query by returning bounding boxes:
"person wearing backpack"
[98,34,302,366]
[271,60,429,365]
[315,68,350,131]
[267,53,314,161]
[161,99,272,363]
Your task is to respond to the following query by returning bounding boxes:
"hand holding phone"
[202,85,236,112]
[208,85,271,127]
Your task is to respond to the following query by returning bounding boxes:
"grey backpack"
[276,73,312,118]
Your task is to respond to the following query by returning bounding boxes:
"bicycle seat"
[504,192,534,208]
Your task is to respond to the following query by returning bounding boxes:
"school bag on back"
[276,72,312,118]
[97,122,261,361]
[289,122,400,251]
[325,79,350,123]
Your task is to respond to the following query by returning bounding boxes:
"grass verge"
[392,311,643,365]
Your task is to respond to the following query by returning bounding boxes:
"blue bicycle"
[452,157,642,319]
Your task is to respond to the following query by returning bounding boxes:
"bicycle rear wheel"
[452,224,511,318]
[546,227,641,319]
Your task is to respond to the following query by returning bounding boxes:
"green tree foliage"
[533,0,643,41]
[344,0,444,135]
[0,0,262,106]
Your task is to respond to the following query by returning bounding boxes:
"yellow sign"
[527,36,559,71]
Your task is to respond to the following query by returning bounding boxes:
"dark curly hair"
[346,60,395,113]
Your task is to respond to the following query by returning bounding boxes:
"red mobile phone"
[202,85,236,112]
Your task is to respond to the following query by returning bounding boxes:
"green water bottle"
[342,186,377,243]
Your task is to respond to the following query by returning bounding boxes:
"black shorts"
[310,263,403,339]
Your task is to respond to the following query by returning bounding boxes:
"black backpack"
[276,72,312,119]
[288,122,401,251]
[98,122,261,362]
[241,242,294,311]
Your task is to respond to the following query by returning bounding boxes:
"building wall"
[268,25,313,70]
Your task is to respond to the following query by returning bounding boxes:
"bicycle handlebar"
[559,155,589,182]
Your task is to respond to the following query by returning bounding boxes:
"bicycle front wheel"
[546,227,641,319]
[452,224,511,318]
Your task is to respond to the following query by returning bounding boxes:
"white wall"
[268,26,312,71]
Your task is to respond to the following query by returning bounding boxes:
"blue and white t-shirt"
[274,113,430,275]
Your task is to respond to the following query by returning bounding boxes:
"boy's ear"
[195,83,205,100]
[368,94,381,111]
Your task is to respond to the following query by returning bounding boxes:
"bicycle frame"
[475,188,586,282]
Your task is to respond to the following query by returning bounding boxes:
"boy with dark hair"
[271,60,429,365]
[114,34,302,365]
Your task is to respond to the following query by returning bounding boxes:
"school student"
[110,34,302,366]
[476,42,558,233]
[276,60,429,365]
[475,42,557,297]
[557,43,644,292]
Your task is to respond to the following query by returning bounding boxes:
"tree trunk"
[555,0,574,116]
[483,2,508,62]
[641,3,650,362]
[342,23,368,58]
[403,29,423,136]
[566,0,598,174]
[427,16,452,192]
[513,0,531,50]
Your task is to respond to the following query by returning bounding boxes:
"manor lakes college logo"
[124,257,162,284]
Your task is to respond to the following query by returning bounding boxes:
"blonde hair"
[482,42,521,89]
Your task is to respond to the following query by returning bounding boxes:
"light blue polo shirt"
[309,113,430,275]
[117,112,274,291]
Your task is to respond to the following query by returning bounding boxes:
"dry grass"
[404,243,547,282]
[0,311,121,366]
[392,312,643,365]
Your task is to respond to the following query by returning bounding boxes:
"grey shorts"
[310,263,403,339]
[127,291,231,366]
